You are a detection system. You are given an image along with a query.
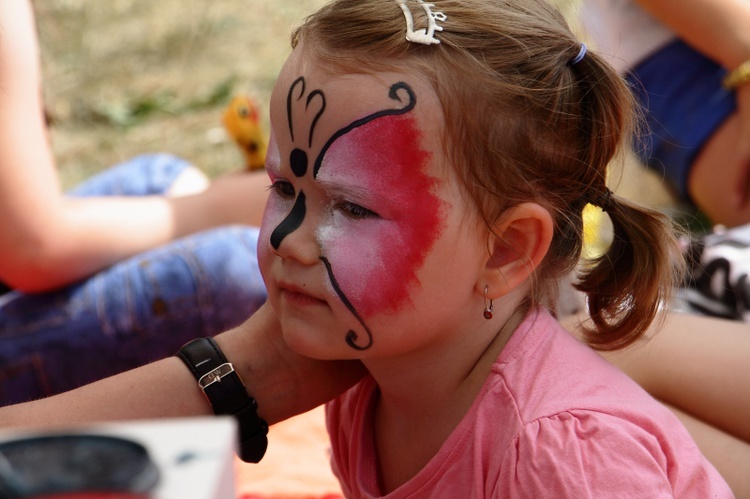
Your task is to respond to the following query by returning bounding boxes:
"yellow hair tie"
[722,59,750,90]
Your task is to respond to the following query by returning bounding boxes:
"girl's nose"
[270,194,320,265]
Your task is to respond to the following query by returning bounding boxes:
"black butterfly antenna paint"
[286,77,327,178]
[287,76,305,142]
[320,256,374,351]
[306,90,326,148]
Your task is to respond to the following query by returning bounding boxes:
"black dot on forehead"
[290,148,308,177]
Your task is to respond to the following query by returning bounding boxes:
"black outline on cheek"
[320,256,374,351]
[270,191,307,250]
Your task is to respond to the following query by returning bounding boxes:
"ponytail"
[551,41,686,350]
[575,194,686,350]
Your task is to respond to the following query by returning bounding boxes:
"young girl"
[258,0,731,495]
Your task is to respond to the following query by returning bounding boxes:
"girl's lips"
[279,283,327,307]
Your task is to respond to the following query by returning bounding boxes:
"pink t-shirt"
[326,308,731,498]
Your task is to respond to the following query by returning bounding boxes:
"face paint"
[316,112,444,318]
[270,192,307,250]
[320,256,374,350]
[267,76,446,350]
[287,76,327,177]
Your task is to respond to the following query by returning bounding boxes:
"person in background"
[0,0,270,405]
[579,0,750,229]
[578,0,750,349]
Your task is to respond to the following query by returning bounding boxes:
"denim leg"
[67,153,191,197]
[0,226,266,406]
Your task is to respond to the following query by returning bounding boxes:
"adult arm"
[634,0,750,206]
[634,0,750,69]
[0,0,269,293]
[0,302,366,428]
[667,403,750,498]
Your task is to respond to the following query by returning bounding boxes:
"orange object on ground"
[223,95,268,171]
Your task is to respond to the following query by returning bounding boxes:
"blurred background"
[35,0,328,187]
[37,1,625,194]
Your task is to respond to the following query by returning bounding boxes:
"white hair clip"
[396,0,446,45]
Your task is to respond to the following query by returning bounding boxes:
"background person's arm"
[598,311,750,443]
[0,0,269,293]
[564,310,750,496]
[633,0,750,227]
[634,0,750,69]
[667,403,750,498]
[565,310,750,443]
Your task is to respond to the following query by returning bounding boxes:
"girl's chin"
[281,325,348,361]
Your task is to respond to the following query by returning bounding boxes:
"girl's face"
[259,49,489,360]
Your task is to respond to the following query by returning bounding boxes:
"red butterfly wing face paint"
[315,113,444,318]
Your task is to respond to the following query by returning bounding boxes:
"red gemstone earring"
[483,286,493,320]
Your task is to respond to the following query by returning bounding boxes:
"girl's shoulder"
[494,408,730,497]
[479,309,731,496]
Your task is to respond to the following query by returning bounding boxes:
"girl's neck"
[370,303,528,494]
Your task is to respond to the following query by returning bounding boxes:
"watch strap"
[177,337,268,463]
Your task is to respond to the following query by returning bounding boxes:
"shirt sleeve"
[495,410,730,498]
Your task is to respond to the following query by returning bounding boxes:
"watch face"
[0,434,159,498]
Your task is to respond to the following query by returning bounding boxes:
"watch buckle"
[198,363,235,389]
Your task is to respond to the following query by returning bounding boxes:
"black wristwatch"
[177,337,268,463]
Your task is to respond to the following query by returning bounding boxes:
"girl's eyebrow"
[316,178,381,200]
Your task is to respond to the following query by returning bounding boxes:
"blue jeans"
[0,154,266,405]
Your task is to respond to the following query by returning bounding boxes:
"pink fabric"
[326,308,731,498]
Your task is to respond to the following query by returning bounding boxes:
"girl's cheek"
[315,116,446,318]
[320,219,412,318]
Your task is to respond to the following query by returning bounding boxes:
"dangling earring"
[483,286,493,320]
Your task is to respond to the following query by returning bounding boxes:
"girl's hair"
[291,0,685,350]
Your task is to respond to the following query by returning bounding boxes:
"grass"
[36,0,328,187]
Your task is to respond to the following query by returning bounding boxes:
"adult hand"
[218,302,367,425]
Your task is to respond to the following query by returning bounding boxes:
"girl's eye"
[337,201,379,220]
[271,180,295,198]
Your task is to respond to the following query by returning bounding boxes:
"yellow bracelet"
[723,59,750,90]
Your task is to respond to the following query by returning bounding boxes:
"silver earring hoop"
[483,286,493,320]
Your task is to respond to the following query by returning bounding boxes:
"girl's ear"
[478,202,554,298]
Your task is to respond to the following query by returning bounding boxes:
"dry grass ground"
[35,0,328,187]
